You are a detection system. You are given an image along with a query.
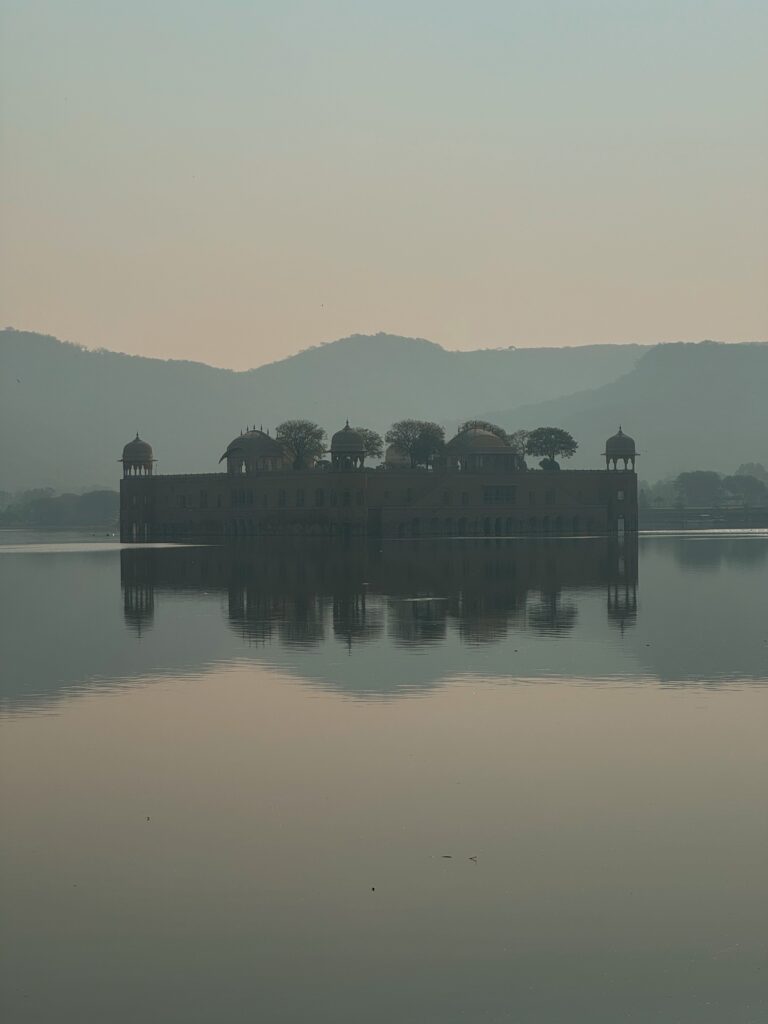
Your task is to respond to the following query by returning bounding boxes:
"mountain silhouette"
[1,329,764,488]
[0,329,642,489]
[488,341,768,479]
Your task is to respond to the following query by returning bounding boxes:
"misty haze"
[1,3,767,1024]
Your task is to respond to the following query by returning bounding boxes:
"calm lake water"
[1,531,766,1023]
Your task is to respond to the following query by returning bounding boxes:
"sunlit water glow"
[1,532,766,1023]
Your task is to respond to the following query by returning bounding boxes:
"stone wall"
[121,468,637,542]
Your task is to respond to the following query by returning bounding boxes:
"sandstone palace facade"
[119,424,638,542]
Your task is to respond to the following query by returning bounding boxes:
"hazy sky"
[1,1,766,369]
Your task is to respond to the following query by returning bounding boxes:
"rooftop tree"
[385,420,445,469]
[353,427,384,463]
[506,429,529,459]
[275,419,327,470]
[525,427,578,470]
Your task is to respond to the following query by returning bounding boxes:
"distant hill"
[487,342,768,479]
[1,330,764,489]
[0,330,645,490]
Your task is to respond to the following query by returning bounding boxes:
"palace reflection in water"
[4,533,767,715]
[122,537,638,651]
[114,533,768,697]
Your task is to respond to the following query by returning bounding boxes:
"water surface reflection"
[1,533,767,1024]
[2,534,767,714]
[122,536,637,644]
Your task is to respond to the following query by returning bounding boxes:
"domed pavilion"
[603,427,637,470]
[120,434,155,477]
[330,422,366,470]
[444,427,523,473]
[219,428,290,474]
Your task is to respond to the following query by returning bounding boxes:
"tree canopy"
[735,462,768,485]
[385,420,445,468]
[722,474,767,505]
[275,419,327,470]
[506,429,529,457]
[525,427,578,469]
[674,471,723,507]
[353,427,384,462]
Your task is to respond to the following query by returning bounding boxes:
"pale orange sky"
[1,1,766,370]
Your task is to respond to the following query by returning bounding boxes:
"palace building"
[119,423,638,542]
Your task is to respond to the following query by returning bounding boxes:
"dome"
[604,427,636,456]
[220,428,286,463]
[121,434,153,462]
[220,428,290,474]
[331,421,364,453]
[445,427,511,453]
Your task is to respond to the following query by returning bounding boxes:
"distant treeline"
[640,464,768,509]
[0,488,119,527]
